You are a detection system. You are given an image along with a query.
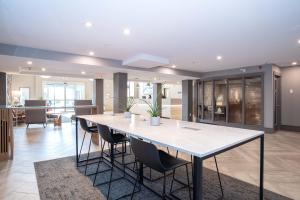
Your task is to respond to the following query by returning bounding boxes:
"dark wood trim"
[280,125,300,132]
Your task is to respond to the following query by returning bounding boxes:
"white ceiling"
[0,0,299,73]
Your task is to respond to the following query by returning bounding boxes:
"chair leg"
[84,134,93,175]
[78,131,87,161]
[107,161,114,199]
[162,172,166,200]
[169,169,176,194]
[185,164,192,200]
[214,156,224,197]
[26,124,29,128]
[131,161,139,200]
[93,140,106,186]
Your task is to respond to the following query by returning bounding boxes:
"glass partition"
[203,81,213,120]
[197,81,203,119]
[228,79,243,123]
[214,80,227,122]
[245,77,262,125]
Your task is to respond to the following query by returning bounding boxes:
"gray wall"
[280,66,300,127]
[182,80,193,121]
[93,79,104,114]
[0,72,6,105]
[113,73,128,113]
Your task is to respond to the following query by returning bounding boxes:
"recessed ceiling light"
[27,61,33,65]
[291,61,298,66]
[298,39,300,44]
[123,28,131,36]
[81,71,86,75]
[89,51,95,56]
[171,65,176,68]
[85,21,93,28]
[89,79,93,81]
[154,77,157,81]
[40,75,51,79]
[216,56,222,60]
[41,68,46,72]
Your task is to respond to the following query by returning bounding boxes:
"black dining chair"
[167,147,224,198]
[78,118,98,175]
[130,137,192,200]
[93,124,131,199]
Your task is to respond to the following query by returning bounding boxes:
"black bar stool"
[78,118,98,175]
[130,137,192,200]
[93,124,134,199]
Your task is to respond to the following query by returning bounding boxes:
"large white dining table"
[76,114,264,200]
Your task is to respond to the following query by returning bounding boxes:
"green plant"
[142,98,161,117]
[125,97,135,112]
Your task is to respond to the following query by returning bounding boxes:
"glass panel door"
[245,77,262,125]
[197,81,203,119]
[203,81,213,120]
[214,80,227,122]
[228,79,243,123]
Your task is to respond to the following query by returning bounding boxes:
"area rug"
[34,151,292,200]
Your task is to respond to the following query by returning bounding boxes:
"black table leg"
[193,156,203,200]
[260,135,264,200]
[75,117,79,166]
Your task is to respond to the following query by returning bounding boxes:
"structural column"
[93,79,104,114]
[113,73,128,113]
[152,83,162,116]
[0,72,7,106]
[182,80,193,121]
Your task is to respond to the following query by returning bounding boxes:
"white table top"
[78,114,264,158]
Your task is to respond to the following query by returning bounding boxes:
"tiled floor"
[0,123,299,200]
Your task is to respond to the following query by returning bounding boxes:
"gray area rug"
[34,151,292,200]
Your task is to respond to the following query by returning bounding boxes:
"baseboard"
[0,153,9,161]
[264,127,274,133]
[280,125,300,132]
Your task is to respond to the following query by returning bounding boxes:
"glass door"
[228,79,243,123]
[245,77,262,125]
[214,80,227,122]
[197,81,203,119]
[203,81,213,120]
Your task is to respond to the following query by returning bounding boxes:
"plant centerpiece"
[124,97,135,118]
[143,98,161,126]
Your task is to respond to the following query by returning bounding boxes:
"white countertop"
[78,114,264,158]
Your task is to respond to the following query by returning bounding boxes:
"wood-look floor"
[0,123,299,200]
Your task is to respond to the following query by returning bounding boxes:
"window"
[42,82,85,112]
[19,87,30,105]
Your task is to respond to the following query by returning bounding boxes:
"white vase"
[150,116,160,126]
[124,112,131,118]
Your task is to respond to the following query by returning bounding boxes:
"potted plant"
[124,97,135,118]
[143,98,161,126]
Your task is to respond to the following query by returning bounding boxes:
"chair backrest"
[97,124,115,143]
[79,118,90,132]
[130,137,165,172]
[25,100,47,124]
[74,100,93,116]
